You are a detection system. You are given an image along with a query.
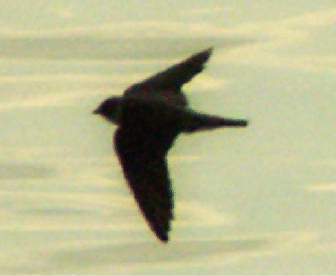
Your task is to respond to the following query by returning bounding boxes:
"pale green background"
[0,0,335,274]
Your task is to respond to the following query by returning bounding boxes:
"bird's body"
[94,48,248,242]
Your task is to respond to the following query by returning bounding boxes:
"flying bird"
[94,48,248,243]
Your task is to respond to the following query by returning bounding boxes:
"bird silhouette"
[94,48,248,242]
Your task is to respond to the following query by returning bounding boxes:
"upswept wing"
[139,47,213,90]
[124,48,213,107]
[114,128,174,242]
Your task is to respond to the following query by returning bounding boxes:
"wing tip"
[153,226,170,243]
[205,46,214,55]
[188,47,214,67]
[157,232,169,243]
[199,47,214,59]
[187,47,213,59]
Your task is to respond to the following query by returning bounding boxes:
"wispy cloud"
[0,21,246,39]
[188,6,234,16]
[49,237,270,270]
[0,36,251,61]
[0,7,333,65]
[282,8,336,28]
[0,162,55,179]
[43,231,316,274]
[223,52,336,73]
[306,182,336,192]
[0,73,140,84]
[0,73,140,110]
[185,74,229,92]
[217,8,336,73]
[0,92,89,110]
[169,154,201,163]
[0,237,269,274]
[0,73,139,111]
[55,8,74,20]
[0,17,255,61]
[175,201,235,227]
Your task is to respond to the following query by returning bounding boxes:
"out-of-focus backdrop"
[0,0,335,274]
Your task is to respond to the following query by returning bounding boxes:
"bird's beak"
[93,108,100,115]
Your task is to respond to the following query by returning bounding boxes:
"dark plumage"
[94,48,248,242]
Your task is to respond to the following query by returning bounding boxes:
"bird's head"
[93,97,122,124]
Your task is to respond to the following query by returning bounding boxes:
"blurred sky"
[0,0,335,274]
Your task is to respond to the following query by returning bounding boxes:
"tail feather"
[183,112,248,133]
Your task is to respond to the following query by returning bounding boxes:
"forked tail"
[183,112,248,133]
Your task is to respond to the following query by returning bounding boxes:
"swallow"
[94,48,248,243]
